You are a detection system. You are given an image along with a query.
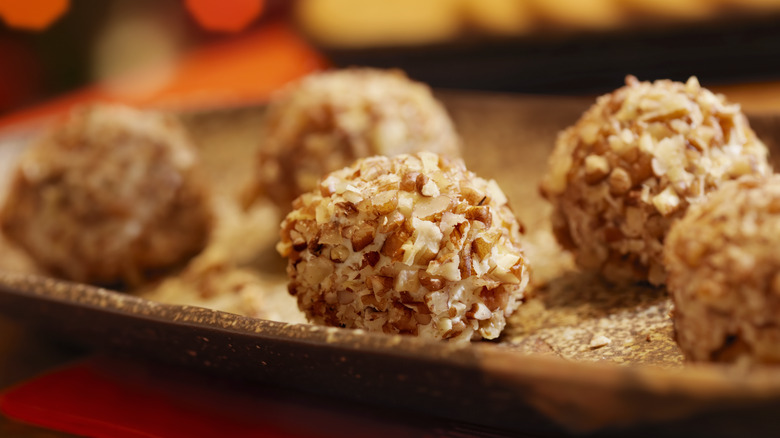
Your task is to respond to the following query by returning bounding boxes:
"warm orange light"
[0,0,69,31]
[185,0,265,33]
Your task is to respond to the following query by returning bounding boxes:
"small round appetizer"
[665,175,780,363]
[0,104,213,285]
[277,152,529,342]
[244,68,461,210]
[540,76,770,285]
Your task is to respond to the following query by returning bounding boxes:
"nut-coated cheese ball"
[540,76,770,285]
[665,175,780,363]
[0,104,213,285]
[245,68,461,210]
[278,152,529,342]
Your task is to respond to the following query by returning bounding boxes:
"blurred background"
[1,0,780,117]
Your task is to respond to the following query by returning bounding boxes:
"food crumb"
[589,335,612,349]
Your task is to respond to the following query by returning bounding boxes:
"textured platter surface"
[2,93,780,436]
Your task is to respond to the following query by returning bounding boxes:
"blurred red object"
[185,0,265,33]
[0,38,42,112]
[0,20,327,133]
[0,0,69,31]
[0,357,460,438]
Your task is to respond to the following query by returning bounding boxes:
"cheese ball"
[540,76,770,285]
[278,152,529,342]
[0,104,213,285]
[665,175,780,363]
[245,68,461,210]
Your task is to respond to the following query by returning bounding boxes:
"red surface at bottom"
[0,357,471,438]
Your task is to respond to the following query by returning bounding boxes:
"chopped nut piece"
[608,167,632,195]
[589,335,612,349]
[330,245,350,263]
[379,210,405,233]
[540,75,770,285]
[472,237,492,259]
[584,155,610,184]
[278,152,529,342]
[419,271,445,291]
[381,228,410,259]
[400,172,419,192]
[652,186,681,216]
[368,190,398,215]
[415,173,430,193]
[350,222,376,251]
[413,195,450,219]
[465,205,492,227]
[420,177,441,197]
[466,302,492,320]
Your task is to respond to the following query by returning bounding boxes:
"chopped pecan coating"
[245,68,461,210]
[0,104,213,285]
[541,76,770,285]
[278,152,530,342]
[665,175,780,363]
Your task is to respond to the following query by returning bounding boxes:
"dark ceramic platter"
[2,94,780,437]
[3,271,780,438]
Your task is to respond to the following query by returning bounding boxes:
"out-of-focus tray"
[1,93,780,437]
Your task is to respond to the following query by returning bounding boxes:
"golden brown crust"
[540,76,770,285]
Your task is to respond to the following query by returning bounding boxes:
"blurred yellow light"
[296,0,462,47]
[462,0,536,35]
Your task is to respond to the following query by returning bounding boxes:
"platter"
[1,93,780,436]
